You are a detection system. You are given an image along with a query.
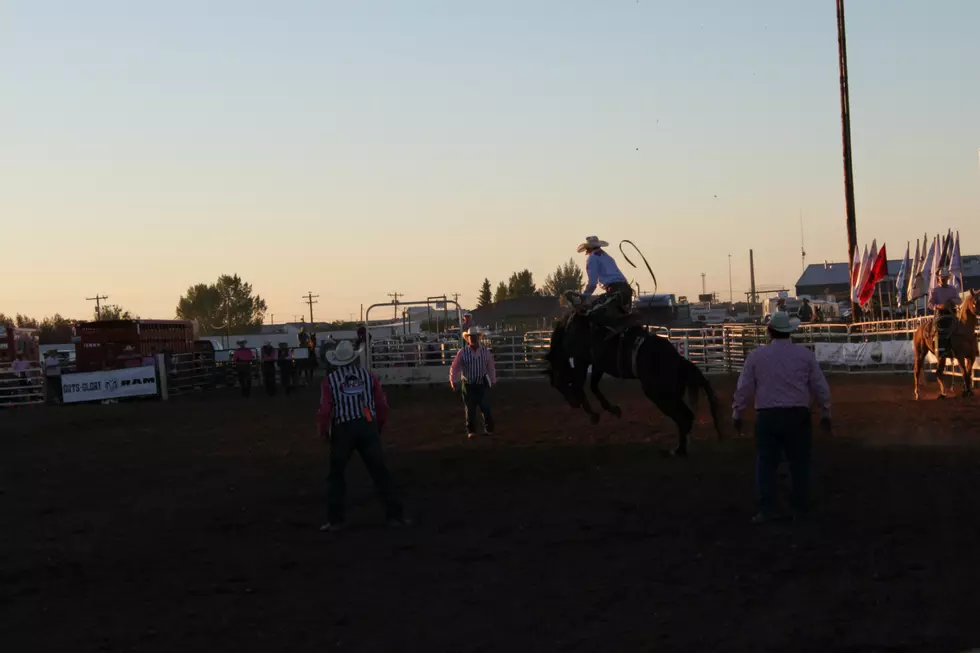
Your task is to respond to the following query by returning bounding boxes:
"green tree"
[39,314,77,344]
[176,274,267,335]
[15,314,39,328]
[477,278,493,307]
[97,304,136,321]
[507,269,537,298]
[493,281,509,303]
[541,258,585,297]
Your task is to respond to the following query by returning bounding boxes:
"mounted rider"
[576,236,635,336]
[928,268,961,357]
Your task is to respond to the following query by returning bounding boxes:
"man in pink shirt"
[732,312,832,523]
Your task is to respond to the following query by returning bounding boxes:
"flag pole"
[837,0,860,321]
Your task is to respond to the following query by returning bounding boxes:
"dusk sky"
[4,1,978,322]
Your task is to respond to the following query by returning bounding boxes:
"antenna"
[86,294,109,320]
[800,208,807,272]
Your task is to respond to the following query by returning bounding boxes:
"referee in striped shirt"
[450,326,497,439]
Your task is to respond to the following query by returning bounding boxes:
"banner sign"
[813,342,977,368]
[61,365,158,403]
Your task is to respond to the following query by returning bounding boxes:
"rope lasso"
[618,240,657,294]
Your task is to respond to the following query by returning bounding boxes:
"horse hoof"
[610,406,622,419]
[938,395,946,400]
[589,414,600,425]
[662,447,688,458]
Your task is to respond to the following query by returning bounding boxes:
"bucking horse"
[543,302,723,456]
[912,289,979,400]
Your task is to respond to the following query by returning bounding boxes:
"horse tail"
[685,360,723,439]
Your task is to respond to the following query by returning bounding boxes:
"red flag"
[859,243,888,306]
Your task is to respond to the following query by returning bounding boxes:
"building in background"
[795,256,980,302]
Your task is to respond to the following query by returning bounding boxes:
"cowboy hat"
[938,267,951,278]
[236,339,247,346]
[576,236,609,253]
[326,340,362,367]
[768,311,800,334]
[463,326,482,340]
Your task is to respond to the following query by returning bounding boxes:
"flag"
[854,244,871,306]
[950,231,963,293]
[919,236,936,299]
[850,246,863,305]
[895,242,910,306]
[926,235,941,299]
[940,229,953,268]
[859,242,888,307]
[908,239,922,301]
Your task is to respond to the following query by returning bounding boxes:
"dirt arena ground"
[3,374,980,652]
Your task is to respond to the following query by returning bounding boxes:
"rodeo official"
[732,312,832,524]
[317,340,406,532]
[449,326,496,439]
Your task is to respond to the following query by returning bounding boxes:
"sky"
[3,0,979,322]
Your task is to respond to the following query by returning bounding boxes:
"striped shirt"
[317,364,389,431]
[732,339,832,420]
[450,345,497,386]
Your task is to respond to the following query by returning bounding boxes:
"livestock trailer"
[75,319,196,372]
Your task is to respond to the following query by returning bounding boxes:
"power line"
[86,294,109,320]
[302,291,319,325]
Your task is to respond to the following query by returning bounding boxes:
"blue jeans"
[462,382,494,433]
[755,407,812,516]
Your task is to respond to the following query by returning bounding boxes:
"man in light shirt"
[577,236,634,336]
[928,269,961,356]
[732,312,832,523]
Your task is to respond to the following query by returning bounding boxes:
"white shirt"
[45,356,61,377]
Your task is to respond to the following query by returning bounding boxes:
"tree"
[176,274,267,335]
[507,269,537,298]
[39,314,77,344]
[541,258,585,297]
[97,304,136,321]
[493,281,509,304]
[15,314,39,328]
[477,279,493,307]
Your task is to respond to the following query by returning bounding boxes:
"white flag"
[927,235,942,298]
[908,239,922,301]
[950,231,964,293]
[920,236,937,301]
[850,246,863,305]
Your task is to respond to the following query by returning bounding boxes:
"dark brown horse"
[913,289,979,399]
[543,312,723,456]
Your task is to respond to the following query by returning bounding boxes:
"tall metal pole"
[837,0,859,290]
[749,249,757,315]
[728,254,733,303]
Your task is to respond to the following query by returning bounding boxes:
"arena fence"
[365,318,980,389]
[168,352,217,396]
[0,363,46,408]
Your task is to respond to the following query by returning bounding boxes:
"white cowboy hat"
[768,311,801,334]
[463,326,482,340]
[938,267,951,278]
[326,340,362,367]
[576,236,609,253]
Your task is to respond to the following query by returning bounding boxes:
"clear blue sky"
[3,0,978,320]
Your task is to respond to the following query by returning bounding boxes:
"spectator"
[260,341,277,396]
[277,343,294,396]
[44,350,62,403]
[797,298,813,323]
[732,312,832,523]
[231,340,255,398]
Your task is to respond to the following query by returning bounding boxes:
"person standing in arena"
[449,326,496,439]
[317,340,405,532]
[260,341,277,396]
[732,312,832,524]
[231,340,255,398]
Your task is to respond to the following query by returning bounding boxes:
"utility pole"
[387,292,402,320]
[302,291,319,325]
[837,0,859,292]
[451,292,460,306]
[728,254,733,304]
[701,273,706,296]
[749,249,758,315]
[800,209,807,273]
[86,294,109,320]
